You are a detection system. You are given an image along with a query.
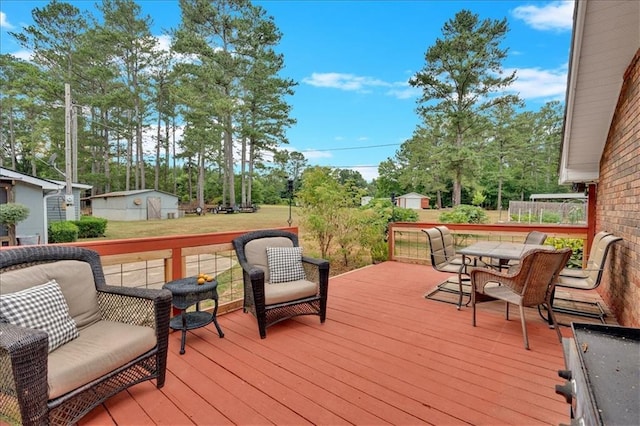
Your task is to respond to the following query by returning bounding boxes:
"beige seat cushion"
[559,268,590,279]
[0,260,102,329]
[556,274,592,289]
[47,320,157,399]
[265,279,319,305]
[245,237,293,283]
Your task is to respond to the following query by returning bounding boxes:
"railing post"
[170,247,183,281]
[388,223,395,261]
[585,184,598,266]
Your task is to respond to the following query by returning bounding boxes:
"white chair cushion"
[0,280,79,352]
[264,279,319,305]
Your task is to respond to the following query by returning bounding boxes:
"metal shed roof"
[1,167,63,190]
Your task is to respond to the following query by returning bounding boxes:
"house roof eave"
[559,0,640,185]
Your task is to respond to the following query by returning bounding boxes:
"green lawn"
[97,205,502,241]
[99,205,299,240]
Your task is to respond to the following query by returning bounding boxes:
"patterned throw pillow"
[0,280,79,352]
[266,246,306,284]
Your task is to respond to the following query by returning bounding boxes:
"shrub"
[547,237,584,268]
[510,211,562,223]
[48,221,79,243]
[75,216,107,238]
[0,203,30,226]
[567,205,585,224]
[472,190,486,207]
[0,203,30,245]
[439,204,489,224]
[391,205,419,223]
[541,211,561,223]
[359,199,418,263]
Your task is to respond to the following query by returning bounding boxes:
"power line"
[298,143,400,153]
[328,165,379,168]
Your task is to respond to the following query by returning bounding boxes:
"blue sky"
[1,0,574,181]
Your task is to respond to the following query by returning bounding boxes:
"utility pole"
[72,101,78,184]
[64,83,75,220]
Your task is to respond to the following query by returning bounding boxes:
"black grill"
[556,323,640,426]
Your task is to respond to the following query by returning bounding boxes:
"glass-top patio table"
[458,241,553,262]
[426,241,555,309]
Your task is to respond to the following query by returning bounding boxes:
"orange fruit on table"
[197,277,205,285]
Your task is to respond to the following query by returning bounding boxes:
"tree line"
[1,3,569,211]
[1,0,295,209]
[375,10,569,209]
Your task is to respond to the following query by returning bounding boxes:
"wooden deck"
[78,261,596,425]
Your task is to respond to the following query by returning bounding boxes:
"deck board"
[77,261,598,425]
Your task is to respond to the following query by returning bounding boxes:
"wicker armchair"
[0,246,172,425]
[232,230,329,339]
[471,248,572,349]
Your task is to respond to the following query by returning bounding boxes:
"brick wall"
[596,48,640,327]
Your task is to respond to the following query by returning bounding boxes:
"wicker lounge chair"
[471,247,572,349]
[232,229,329,338]
[0,246,172,425]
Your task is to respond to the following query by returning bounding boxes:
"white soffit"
[559,0,640,184]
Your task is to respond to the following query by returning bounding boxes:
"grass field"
[101,205,300,240]
[100,205,502,240]
[94,205,503,276]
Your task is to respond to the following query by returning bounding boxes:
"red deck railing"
[388,222,589,265]
[12,223,589,314]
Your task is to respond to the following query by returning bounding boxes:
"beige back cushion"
[0,260,102,329]
[425,228,447,268]
[244,237,294,283]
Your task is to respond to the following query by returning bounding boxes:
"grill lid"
[572,323,640,425]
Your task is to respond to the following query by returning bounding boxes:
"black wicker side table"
[162,277,224,354]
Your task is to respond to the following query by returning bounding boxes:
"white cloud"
[512,0,574,32]
[507,65,568,99]
[140,123,185,157]
[302,149,332,160]
[303,72,422,101]
[1,11,15,29]
[302,72,388,91]
[386,85,421,100]
[155,34,172,52]
[11,49,33,61]
[349,166,378,182]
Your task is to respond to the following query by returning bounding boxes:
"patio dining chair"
[232,229,330,338]
[422,226,473,309]
[495,230,548,270]
[552,233,622,322]
[471,247,572,349]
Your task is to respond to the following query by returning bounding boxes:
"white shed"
[90,190,179,221]
[395,192,431,210]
